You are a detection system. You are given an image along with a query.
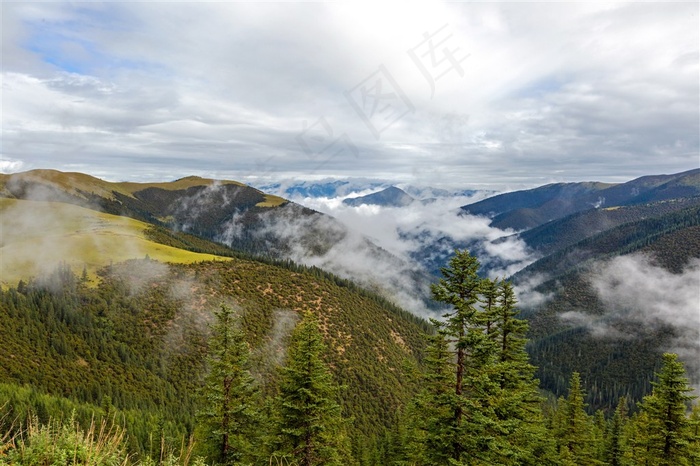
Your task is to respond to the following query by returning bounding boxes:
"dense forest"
[1,251,698,465]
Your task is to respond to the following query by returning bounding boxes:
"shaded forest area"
[1,252,698,465]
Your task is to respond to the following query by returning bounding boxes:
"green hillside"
[0,188,432,462]
[0,182,434,462]
[0,256,429,460]
[0,198,232,287]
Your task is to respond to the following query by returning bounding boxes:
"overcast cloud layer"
[2,2,698,188]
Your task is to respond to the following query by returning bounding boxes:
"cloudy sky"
[2,2,698,189]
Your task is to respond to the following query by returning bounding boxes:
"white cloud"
[0,158,24,174]
[212,202,435,316]
[296,194,492,258]
[578,254,700,386]
[1,2,697,187]
[280,192,540,310]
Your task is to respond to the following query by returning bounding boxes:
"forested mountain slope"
[516,204,700,411]
[0,177,433,461]
[517,197,700,257]
[516,203,700,279]
[0,256,429,459]
[461,168,700,231]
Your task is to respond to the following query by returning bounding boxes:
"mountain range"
[1,166,698,436]
[1,169,434,310]
[461,168,700,230]
[256,178,482,202]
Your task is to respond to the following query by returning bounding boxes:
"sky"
[2,1,699,190]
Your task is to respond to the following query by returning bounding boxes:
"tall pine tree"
[605,397,629,466]
[688,403,700,464]
[635,353,696,465]
[410,250,552,465]
[275,311,351,466]
[429,250,497,464]
[486,279,555,464]
[554,372,597,465]
[197,303,260,464]
[405,332,459,466]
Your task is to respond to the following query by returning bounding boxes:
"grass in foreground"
[0,409,206,466]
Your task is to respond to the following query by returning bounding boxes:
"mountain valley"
[1,168,698,464]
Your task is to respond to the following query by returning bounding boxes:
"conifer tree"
[479,276,499,337]
[688,403,700,465]
[591,410,607,463]
[429,250,496,463]
[635,353,696,465]
[405,332,458,466]
[275,311,351,466]
[411,250,552,465]
[197,304,260,464]
[555,372,597,464]
[486,279,556,464]
[606,397,629,466]
[625,410,653,465]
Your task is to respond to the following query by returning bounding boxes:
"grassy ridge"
[0,170,245,201]
[0,198,231,287]
[0,169,280,209]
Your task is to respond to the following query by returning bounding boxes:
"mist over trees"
[1,252,698,465]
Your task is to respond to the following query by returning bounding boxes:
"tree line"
[191,250,700,465]
[1,251,698,465]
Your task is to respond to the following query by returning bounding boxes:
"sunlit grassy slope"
[0,169,282,207]
[256,194,286,207]
[0,198,231,287]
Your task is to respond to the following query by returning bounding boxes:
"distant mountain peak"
[343,186,415,207]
